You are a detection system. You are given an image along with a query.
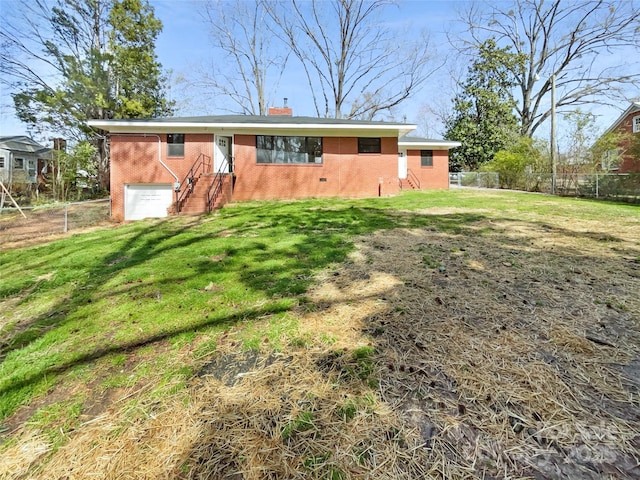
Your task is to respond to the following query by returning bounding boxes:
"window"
[27,159,36,178]
[421,150,433,167]
[256,135,322,164]
[14,158,24,169]
[167,134,185,157]
[358,137,381,154]
[633,115,640,134]
[602,149,620,171]
[0,157,4,168]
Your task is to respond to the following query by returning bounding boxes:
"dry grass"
[0,200,110,249]
[346,221,640,479]
[1,199,639,479]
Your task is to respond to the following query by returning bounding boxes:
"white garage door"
[124,184,174,220]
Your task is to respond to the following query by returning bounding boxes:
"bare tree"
[194,0,288,115]
[457,0,640,136]
[268,0,438,120]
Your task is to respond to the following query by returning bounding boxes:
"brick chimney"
[268,98,292,116]
[53,138,67,151]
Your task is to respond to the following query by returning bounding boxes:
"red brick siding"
[231,135,401,201]
[613,111,640,173]
[267,107,293,116]
[110,134,214,221]
[110,133,455,220]
[406,149,450,189]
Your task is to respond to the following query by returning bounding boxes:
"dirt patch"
[0,201,111,250]
[1,382,76,438]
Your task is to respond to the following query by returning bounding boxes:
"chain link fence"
[556,173,640,202]
[449,172,500,189]
[0,198,110,245]
[450,172,640,203]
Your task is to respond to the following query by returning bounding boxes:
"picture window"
[256,135,322,164]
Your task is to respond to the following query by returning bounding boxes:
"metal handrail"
[206,156,233,212]
[175,152,212,212]
[407,168,421,189]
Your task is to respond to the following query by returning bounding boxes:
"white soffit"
[398,140,461,150]
[87,120,417,137]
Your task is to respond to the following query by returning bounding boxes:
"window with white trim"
[633,115,640,133]
[27,159,36,178]
[14,157,24,169]
[167,134,185,157]
[602,149,620,171]
[0,157,4,168]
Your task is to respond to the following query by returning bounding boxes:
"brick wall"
[231,135,401,201]
[110,134,214,221]
[110,133,453,221]
[267,107,293,116]
[614,111,640,173]
[406,149,450,189]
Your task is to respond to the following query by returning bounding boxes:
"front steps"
[178,174,234,214]
[399,177,418,190]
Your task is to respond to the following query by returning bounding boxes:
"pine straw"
[344,219,640,479]
[2,209,639,479]
[186,354,428,480]
[2,352,429,479]
[1,395,200,479]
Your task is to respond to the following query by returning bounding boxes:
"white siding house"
[0,136,52,185]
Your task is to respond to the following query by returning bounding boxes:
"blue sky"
[0,0,470,137]
[0,0,635,144]
[151,0,466,125]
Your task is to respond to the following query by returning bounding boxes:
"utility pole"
[550,74,557,195]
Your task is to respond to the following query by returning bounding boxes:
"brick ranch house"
[601,101,640,172]
[88,110,460,221]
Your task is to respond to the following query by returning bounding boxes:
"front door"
[214,135,232,173]
[398,152,408,179]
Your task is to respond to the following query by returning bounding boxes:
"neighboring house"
[88,110,460,221]
[0,136,52,185]
[601,101,640,172]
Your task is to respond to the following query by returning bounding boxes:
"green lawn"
[1,189,638,477]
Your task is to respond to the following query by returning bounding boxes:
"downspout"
[110,133,179,183]
[108,133,180,215]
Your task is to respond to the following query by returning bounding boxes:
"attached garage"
[124,184,174,221]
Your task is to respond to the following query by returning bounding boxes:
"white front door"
[398,152,408,179]
[214,135,232,173]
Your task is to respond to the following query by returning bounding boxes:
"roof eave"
[87,120,417,137]
[604,102,640,135]
[398,140,461,150]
